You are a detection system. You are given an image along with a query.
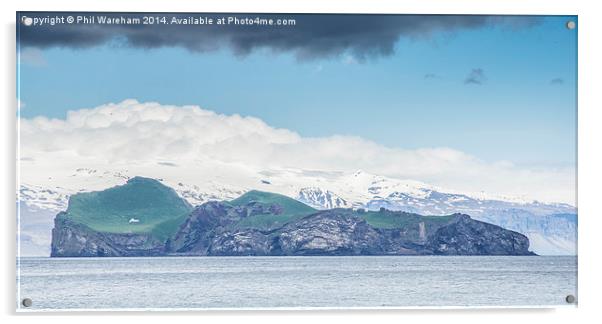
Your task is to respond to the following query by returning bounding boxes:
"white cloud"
[19,99,576,204]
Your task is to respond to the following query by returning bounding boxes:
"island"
[51,177,535,257]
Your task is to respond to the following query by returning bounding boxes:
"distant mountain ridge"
[50,178,535,257]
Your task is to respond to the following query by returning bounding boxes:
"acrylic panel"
[16,12,578,311]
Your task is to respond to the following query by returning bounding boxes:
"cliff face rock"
[427,214,533,255]
[274,211,384,255]
[208,229,273,256]
[170,202,234,254]
[51,213,165,257]
[169,200,284,254]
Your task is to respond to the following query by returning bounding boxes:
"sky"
[16,13,577,203]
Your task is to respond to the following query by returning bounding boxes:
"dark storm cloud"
[18,13,541,60]
[464,68,487,85]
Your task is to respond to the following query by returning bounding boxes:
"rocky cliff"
[426,214,532,255]
[51,213,166,257]
[50,181,535,257]
[170,208,534,256]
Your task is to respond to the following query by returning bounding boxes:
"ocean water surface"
[17,256,577,310]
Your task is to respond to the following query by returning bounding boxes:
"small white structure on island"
[128,218,140,224]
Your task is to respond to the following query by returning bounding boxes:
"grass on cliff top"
[358,210,454,229]
[229,190,317,230]
[64,177,192,240]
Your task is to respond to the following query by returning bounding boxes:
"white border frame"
[3,0,601,323]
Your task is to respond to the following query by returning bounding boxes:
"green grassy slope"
[64,177,192,240]
[356,209,455,241]
[357,209,454,229]
[230,190,317,230]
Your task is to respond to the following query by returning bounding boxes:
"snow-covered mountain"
[296,187,350,209]
[17,166,577,256]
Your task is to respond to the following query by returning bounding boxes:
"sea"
[16,256,577,310]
